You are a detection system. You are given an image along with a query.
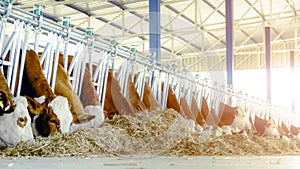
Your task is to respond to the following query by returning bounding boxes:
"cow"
[103,71,135,119]
[142,82,161,110]
[126,77,147,112]
[0,92,34,147]
[54,63,96,124]
[200,97,220,127]
[217,103,252,135]
[166,86,181,113]
[57,54,100,107]
[253,116,268,136]
[191,96,205,126]
[262,118,280,138]
[277,121,293,138]
[253,116,279,137]
[180,97,196,121]
[291,125,300,136]
[0,72,33,146]
[20,49,74,137]
[80,67,100,107]
[56,54,105,129]
[291,125,300,139]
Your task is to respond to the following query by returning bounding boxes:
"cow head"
[0,90,15,116]
[26,95,73,137]
[0,96,33,147]
[263,118,280,138]
[230,107,252,133]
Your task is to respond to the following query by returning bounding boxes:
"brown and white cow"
[20,49,74,136]
[0,72,33,146]
[214,102,253,136]
[55,63,107,131]
[253,116,282,138]
[54,63,96,124]
[56,55,105,130]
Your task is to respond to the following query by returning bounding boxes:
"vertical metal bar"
[1,31,16,60]
[10,21,23,94]
[0,18,7,72]
[162,73,169,110]
[140,71,146,100]
[50,36,61,91]
[7,21,20,87]
[290,50,295,112]
[47,34,56,84]
[16,24,30,96]
[98,54,109,105]
[34,28,40,52]
[39,42,50,64]
[44,33,53,81]
[149,0,161,61]
[225,0,234,86]
[78,45,87,96]
[63,39,69,70]
[101,60,109,111]
[265,26,271,102]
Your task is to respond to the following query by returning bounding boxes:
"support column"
[265,26,271,102]
[290,50,295,112]
[149,0,161,61]
[225,0,233,86]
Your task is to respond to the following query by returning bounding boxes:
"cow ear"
[25,96,44,115]
[0,90,12,114]
[0,90,7,110]
[75,114,95,124]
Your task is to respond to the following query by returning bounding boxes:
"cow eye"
[49,119,57,123]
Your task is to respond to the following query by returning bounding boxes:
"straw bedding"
[1,109,300,157]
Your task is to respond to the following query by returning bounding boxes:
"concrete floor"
[1,156,300,169]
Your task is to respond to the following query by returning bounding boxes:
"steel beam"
[265,26,271,102]
[149,0,161,61]
[225,0,233,86]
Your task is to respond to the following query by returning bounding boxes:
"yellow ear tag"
[0,101,3,109]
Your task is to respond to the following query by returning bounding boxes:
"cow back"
[21,50,55,97]
[200,97,220,127]
[218,102,238,127]
[104,71,135,118]
[180,97,195,121]
[191,96,205,126]
[142,82,161,110]
[54,64,95,124]
[166,86,181,113]
[253,116,267,136]
[126,78,146,112]
[80,67,100,106]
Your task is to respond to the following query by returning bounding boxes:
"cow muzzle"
[17,116,28,128]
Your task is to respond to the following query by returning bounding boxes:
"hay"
[1,109,300,157]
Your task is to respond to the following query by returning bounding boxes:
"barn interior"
[1,0,300,168]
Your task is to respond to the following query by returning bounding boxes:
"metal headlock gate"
[0,1,299,128]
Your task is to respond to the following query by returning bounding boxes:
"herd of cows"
[1,49,300,148]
